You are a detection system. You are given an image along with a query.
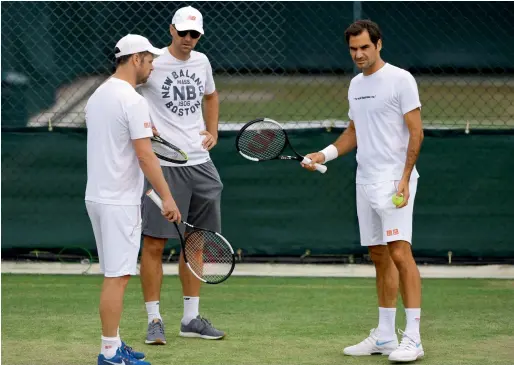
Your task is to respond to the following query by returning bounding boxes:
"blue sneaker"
[98,347,151,365]
[122,341,145,360]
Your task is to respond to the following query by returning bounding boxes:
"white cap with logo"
[114,34,164,59]
[172,6,204,34]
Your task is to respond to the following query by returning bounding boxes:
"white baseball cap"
[114,34,164,59]
[172,6,204,34]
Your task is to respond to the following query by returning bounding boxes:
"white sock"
[101,336,119,359]
[116,327,122,347]
[377,307,397,341]
[182,296,199,325]
[146,301,162,324]
[404,308,421,341]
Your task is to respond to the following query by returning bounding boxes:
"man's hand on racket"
[152,126,160,137]
[161,196,181,222]
[301,152,326,172]
[200,130,217,150]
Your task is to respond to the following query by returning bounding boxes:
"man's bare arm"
[332,120,358,156]
[132,138,173,201]
[203,91,219,140]
[402,108,424,181]
[304,120,357,168]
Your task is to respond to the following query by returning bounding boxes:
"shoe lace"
[122,342,136,356]
[119,345,138,362]
[199,315,213,327]
[149,320,164,336]
[397,329,417,350]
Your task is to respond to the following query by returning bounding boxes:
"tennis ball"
[392,194,404,207]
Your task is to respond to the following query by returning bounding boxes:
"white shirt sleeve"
[347,80,354,120]
[125,97,153,140]
[205,58,216,95]
[398,73,422,115]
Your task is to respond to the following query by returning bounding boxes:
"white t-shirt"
[138,49,216,166]
[85,77,153,205]
[348,63,421,185]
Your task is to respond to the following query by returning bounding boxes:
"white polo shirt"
[138,48,216,167]
[348,63,421,185]
[85,77,153,205]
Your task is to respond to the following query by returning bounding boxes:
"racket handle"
[146,189,163,209]
[147,190,192,228]
[302,157,328,174]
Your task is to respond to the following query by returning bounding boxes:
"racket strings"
[185,230,233,282]
[151,141,187,162]
[237,122,287,160]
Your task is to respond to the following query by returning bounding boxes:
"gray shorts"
[142,161,223,239]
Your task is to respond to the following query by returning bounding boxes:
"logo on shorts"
[387,229,400,236]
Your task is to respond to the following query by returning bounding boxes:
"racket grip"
[302,157,328,174]
[146,189,163,210]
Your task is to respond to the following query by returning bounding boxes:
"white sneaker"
[343,328,398,356]
[388,329,424,362]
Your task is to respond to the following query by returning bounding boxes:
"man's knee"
[103,275,130,288]
[368,245,391,266]
[387,240,413,267]
[142,235,167,257]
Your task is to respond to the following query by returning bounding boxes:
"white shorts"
[85,201,142,277]
[356,179,418,246]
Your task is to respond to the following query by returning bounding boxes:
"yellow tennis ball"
[392,194,404,207]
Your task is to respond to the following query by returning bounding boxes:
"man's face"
[348,30,382,71]
[170,25,201,53]
[135,53,155,84]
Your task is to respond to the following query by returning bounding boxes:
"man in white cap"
[137,6,226,344]
[85,34,182,365]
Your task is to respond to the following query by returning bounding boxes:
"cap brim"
[175,21,204,34]
[115,46,165,58]
[147,46,165,57]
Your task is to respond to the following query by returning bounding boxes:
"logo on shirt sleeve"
[144,122,151,128]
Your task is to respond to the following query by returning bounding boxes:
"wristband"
[320,144,338,163]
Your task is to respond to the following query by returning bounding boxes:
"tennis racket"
[151,135,188,164]
[235,117,328,174]
[146,189,236,284]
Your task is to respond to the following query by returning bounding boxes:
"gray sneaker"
[179,315,225,340]
[145,318,166,345]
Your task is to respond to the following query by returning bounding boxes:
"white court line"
[2,262,514,279]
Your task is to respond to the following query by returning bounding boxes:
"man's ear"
[131,53,141,66]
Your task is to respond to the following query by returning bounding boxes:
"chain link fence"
[2,1,513,130]
[2,2,514,261]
